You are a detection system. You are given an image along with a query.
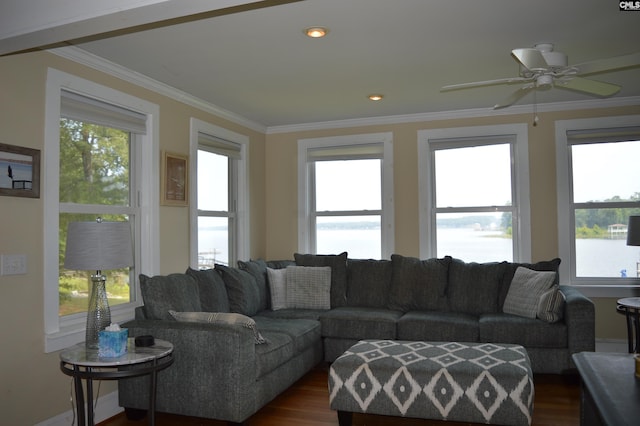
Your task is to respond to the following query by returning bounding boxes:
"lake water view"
[198,227,640,278]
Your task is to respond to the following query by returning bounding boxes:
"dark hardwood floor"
[100,365,581,426]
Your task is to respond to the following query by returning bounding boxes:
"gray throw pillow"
[503,267,557,318]
[169,310,266,344]
[537,286,565,323]
[215,264,261,316]
[285,266,331,310]
[185,267,230,313]
[139,273,201,320]
[294,252,348,308]
[266,267,288,310]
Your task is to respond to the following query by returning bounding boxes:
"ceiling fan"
[441,43,640,109]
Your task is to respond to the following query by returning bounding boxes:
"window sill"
[567,283,640,299]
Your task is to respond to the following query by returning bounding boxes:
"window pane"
[198,150,229,211]
[316,216,381,259]
[315,159,381,211]
[571,140,640,203]
[198,216,229,268]
[59,213,132,316]
[435,144,511,208]
[59,119,130,205]
[575,208,640,277]
[436,212,513,262]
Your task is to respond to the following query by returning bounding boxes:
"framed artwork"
[0,142,41,198]
[161,151,188,206]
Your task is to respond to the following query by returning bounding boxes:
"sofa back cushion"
[447,258,507,315]
[185,267,230,313]
[294,252,348,308]
[237,259,270,311]
[388,255,451,312]
[215,264,261,316]
[139,273,201,320]
[346,259,393,308]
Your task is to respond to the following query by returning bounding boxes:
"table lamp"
[64,218,133,348]
[628,215,640,278]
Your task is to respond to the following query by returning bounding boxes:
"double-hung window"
[297,133,394,259]
[190,119,249,268]
[556,116,640,293]
[44,69,159,352]
[418,124,531,262]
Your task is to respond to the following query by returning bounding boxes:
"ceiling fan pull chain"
[533,90,539,127]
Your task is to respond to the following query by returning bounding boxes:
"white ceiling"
[4,0,640,128]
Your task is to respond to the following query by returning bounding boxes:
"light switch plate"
[1,254,27,275]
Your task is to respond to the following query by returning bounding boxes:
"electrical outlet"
[1,254,27,275]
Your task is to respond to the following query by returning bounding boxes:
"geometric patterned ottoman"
[329,340,534,426]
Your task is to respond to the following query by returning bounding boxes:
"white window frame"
[556,115,640,297]
[189,118,249,267]
[43,68,159,353]
[297,132,394,258]
[418,124,531,261]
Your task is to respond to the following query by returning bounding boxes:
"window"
[297,133,394,259]
[556,115,640,294]
[44,69,159,352]
[189,119,249,269]
[418,124,531,262]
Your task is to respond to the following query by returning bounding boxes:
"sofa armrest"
[118,318,259,422]
[559,285,596,359]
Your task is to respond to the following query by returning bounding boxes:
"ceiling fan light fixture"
[368,94,384,101]
[304,27,329,38]
[536,74,553,90]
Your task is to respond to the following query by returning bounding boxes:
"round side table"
[617,297,640,353]
[60,338,173,426]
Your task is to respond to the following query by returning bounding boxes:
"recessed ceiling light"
[368,94,384,101]
[304,27,329,38]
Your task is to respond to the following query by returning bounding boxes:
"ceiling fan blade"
[441,77,529,92]
[493,84,535,109]
[574,52,640,76]
[512,48,548,71]
[556,76,621,97]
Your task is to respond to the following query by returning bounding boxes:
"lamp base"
[86,273,111,349]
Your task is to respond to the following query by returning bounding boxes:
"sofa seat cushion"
[319,307,402,340]
[253,317,321,354]
[254,331,295,379]
[479,313,567,348]
[396,311,479,342]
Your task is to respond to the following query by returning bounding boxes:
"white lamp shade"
[627,216,640,247]
[64,221,133,271]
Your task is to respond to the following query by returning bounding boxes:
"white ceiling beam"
[0,0,262,55]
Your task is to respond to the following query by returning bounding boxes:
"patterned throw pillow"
[503,267,556,318]
[266,267,288,310]
[285,266,331,310]
[537,286,565,323]
[168,310,266,344]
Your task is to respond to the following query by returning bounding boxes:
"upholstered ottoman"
[329,340,534,426]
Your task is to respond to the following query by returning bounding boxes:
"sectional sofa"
[118,253,595,425]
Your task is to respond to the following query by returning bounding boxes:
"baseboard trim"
[595,338,627,353]
[36,390,121,426]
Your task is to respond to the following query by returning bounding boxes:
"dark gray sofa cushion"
[346,259,393,308]
[294,252,348,308]
[319,306,402,339]
[139,273,201,320]
[253,316,321,354]
[237,259,270,311]
[185,267,230,313]
[388,254,451,312]
[254,331,295,379]
[215,264,261,316]
[479,313,568,348]
[447,258,507,315]
[396,311,479,342]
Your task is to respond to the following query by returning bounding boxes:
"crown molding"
[49,46,268,133]
[266,96,640,134]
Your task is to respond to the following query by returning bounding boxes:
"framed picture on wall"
[0,142,41,198]
[161,151,188,206]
